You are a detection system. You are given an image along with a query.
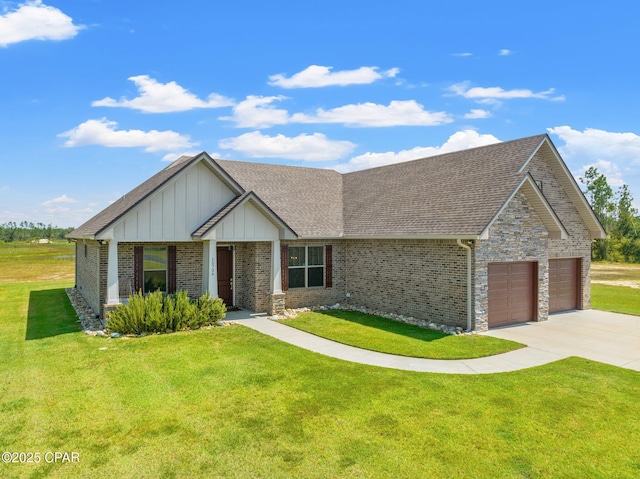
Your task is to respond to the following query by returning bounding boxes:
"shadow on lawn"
[320,310,446,342]
[26,288,80,340]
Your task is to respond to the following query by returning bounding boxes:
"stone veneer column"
[270,293,286,315]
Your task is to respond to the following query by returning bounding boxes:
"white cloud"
[58,118,197,152]
[42,194,76,206]
[449,81,564,104]
[219,95,290,128]
[452,52,472,57]
[549,126,640,191]
[92,75,234,113]
[268,65,399,88]
[218,131,356,161]
[221,97,452,128]
[0,0,84,47]
[161,151,204,163]
[291,100,453,127]
[335,129,501,173]
[464,109,492,119]
[498,49,511,56]
[548,126,640,164]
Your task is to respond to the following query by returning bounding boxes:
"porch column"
[106,240,120,305]
[271,240,282,294]
[270,240,285,315]
[207,240,218,298]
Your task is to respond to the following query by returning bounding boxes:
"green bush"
[107,290,227,335]
[173,290,197,331]
[196,292,227,327]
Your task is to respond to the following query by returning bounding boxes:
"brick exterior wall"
[234,242,271,313]
[474,192,549,331]
[116,242,204,300]
[344,239,469,328]
[282,240,347,309]
[528,151,593,309]
[75,240,102,316]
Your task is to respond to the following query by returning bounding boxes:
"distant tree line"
[0,221,74,242]
[580,167,640,263]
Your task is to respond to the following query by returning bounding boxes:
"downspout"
[457,239,472,332]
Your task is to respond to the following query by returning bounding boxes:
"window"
[288,246,324,288]
[143,246,167,293]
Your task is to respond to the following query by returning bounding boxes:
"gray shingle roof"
[69,134,564,240]
[342,134,547,236]
[216,160,344,238]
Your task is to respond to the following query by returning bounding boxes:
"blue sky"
[1,0,639,228]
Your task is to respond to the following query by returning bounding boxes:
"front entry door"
[217,247,233,306]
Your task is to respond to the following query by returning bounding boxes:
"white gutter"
[457,239,473,332]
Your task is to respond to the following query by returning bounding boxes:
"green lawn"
[591,261,640,316]
[279,310,525,359]
[2,280,640,478]
[592,284,640,316]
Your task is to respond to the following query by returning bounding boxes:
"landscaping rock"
[266,302,474,335]
[66,288,108,336]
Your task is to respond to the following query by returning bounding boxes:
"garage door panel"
[488,262,536,328]
[549,258,579,313]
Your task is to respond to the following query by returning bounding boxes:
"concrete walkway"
[225,310,565,374]
[226,309,640,374]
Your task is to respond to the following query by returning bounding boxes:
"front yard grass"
[592,261,640,316]
[2,280,640,478]
[279,310,525,359]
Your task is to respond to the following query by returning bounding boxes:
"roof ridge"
[216,158,342,175]
[343,133,547,176]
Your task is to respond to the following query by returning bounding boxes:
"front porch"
[102,239,286,317]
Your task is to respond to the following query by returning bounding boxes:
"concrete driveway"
[483,309,640,371]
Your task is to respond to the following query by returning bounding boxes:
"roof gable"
[192,191,297,241]
[518,136,607,239]
[68,152,244,240]
[480,175,568,240]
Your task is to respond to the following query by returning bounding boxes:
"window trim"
[288,245,325,289]
[143,246,168,293]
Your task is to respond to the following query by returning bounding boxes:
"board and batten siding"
[109,162,236,241]
[210,200,280,241]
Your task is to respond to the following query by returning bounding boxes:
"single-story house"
[67,134,606,331]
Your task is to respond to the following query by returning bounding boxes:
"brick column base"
[270,293,286,315]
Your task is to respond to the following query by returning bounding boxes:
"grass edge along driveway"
[279,310,525,359]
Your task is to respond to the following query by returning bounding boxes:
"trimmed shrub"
[106,290,227,335]
[196,292,227,326]
[173,290,197,331]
